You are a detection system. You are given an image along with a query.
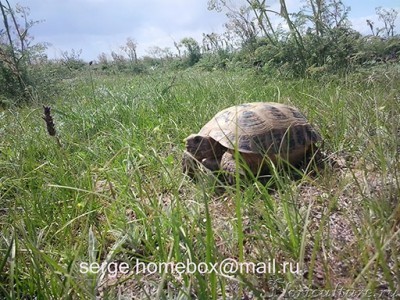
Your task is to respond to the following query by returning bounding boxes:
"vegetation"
[0,0,399,299]
[1,0,400,107]
[1,64,399,298]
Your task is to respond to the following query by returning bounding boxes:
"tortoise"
[182,102,322,183]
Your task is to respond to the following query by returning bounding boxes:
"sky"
[9,0,400,61]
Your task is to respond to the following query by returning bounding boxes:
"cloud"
[18,0,400,61]
[23,0,226,60]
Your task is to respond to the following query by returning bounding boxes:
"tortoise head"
[185,134,223,160]
[185,134,211,155]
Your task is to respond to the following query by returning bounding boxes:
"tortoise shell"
[197,102,321,165]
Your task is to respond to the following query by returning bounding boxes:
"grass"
[0,65,399,299]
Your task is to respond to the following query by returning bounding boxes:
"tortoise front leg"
[220,151,246,185]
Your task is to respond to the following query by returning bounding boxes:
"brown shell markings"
[198,102,321,160]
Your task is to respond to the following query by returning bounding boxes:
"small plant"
[42,105,62,148]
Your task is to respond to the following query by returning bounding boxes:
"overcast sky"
[11,0,400,61]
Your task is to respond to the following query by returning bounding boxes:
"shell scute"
[215,110,232,124]
[268,105,289,120]
[289,107,306,119]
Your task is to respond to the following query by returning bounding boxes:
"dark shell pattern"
[198,102,321,156]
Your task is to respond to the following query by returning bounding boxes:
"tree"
[146,46,173,67]
[97,52,108,65]
[246,0,280,45]
[110,50,126,70]
[121,37,138,63]
[208,0,259,48]
[180,37,201,66]
[202,33,223,53]
[294,0,352,70]
[322,0,351,29]
[376,7,398,38]
[0,0,46,103]
[60,49,85,70]
[207,0,362,75]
